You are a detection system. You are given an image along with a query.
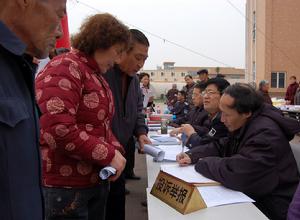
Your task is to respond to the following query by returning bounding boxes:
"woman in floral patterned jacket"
[35,13,129,220]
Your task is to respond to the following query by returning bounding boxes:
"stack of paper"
[160,164,218,185]
[158,145,188,161]
[148,125,174,132]
[144,144,188,162]
[150,134,180,145]
[198,185,254,207]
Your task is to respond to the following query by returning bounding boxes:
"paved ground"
[125,152,148,220]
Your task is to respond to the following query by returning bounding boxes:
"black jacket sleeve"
[134,81,148,137]
[194,131,280,198]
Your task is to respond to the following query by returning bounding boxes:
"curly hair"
[72,13,130,55]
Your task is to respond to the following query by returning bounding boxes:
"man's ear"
[16,0,35,10]
[244,112,252,119]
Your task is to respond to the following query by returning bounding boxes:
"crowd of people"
[0,1,300,220]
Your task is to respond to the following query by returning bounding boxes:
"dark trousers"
[105,137,136,220]
[43,181,109,220]
[124,136,136,176]
[105,174,126,220]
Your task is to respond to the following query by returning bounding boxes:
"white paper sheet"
[197,185,254,207]
[158,145,188,161]
[99,166,116,180]
[160,164,217,184]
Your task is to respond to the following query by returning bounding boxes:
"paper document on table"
[158,145,188,161]
[99,166,116,180]
[148,126,174,132]
[160,164,218,185]
[197,185,254,207]
[150,134,180,145]
[148,123,161,127]
[144,144,165,162]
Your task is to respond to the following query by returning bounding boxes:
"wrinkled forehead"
[205,84,218,91]
[220,94,235,109]
[47,0,67,13]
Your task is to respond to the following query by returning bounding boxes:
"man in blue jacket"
[104,29,151,220]
[0,1,66,219]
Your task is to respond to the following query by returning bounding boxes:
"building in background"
[141,62,245,98]
[246,0,300,97]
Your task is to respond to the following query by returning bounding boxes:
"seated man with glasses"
[177,83,300,220]
[179,77,230,148]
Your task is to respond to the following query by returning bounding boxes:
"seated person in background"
[177,83,300,220]
[170,90,189,123]
[180,77,230,148]
[166,83,179,110]
[170,83,209,136]
[258,80,272,105]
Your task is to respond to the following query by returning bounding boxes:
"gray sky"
[67,0,246,70]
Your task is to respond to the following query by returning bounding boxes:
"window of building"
[161,72,164,77]
[174,78,177,81]
[151,72,154,77]
[252,11,256,42]
[171,72,175,77]
[181,72,185,77]
[271,72,286,88]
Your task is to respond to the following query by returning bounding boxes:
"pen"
[181,133,187,153]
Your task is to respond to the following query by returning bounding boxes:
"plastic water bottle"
[161,118,168,134]
[156,105,161,114]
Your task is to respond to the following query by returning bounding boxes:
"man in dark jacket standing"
[183,75,196,106]
[166,83,179,110]
[285,75,299,105]
[177,83,300,220]
[104,29,151,220]
[0,1,66,220]
[258,80,272,105]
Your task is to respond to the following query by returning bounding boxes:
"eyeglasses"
[201,90,220,97]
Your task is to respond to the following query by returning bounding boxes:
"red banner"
[56,15,71,49]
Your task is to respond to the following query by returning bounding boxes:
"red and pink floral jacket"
[35,50,123,188]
